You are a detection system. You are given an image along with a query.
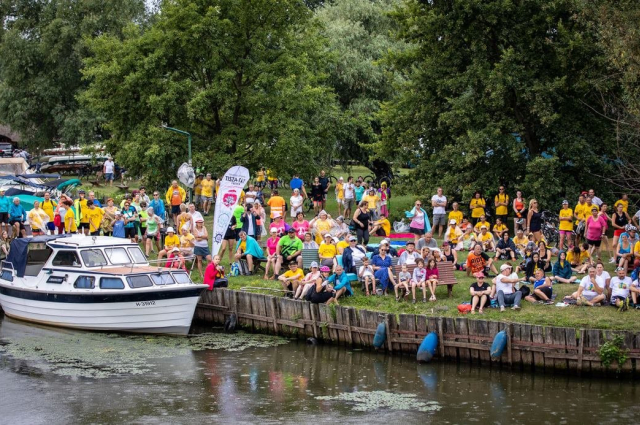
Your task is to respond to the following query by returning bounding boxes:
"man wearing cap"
[493,263,522,312]
[398,241,422,265]
[444,219,463,250]
[274,228,303,276]
[417,232,438,251]
[103,157,115,186]
[558,200,574,249]
[158,227,179,261]
[342,236,367,274]
[609,267,632,310]
[0,189,10,234]
[278,261,305,296]
[165,180,186,226]
[431,187,447,238]
[466,244,498,277]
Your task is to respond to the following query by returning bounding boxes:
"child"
[359,257,375,296]
[411,258,428,303]
[112,212,125,238]
[569,243,591,274]
[425,258,440,301]
[395,263,411,301]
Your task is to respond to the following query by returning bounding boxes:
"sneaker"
[511,305,521,310]
[500,306,505,312]
[422,298,427,303]
[545,299,554,305]
[609,257,616,264]
[396,296,400,302]
[412,299,416,304]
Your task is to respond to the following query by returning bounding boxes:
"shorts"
[0,213,8,224]
[147,231,160,241]
[125,227,137,238]
[610,295,627,306]
[31,228,44,235]
[46,222,56,231]
[614,229,624,238]
[409,227,425,236]
[344,198,354,211]
[193,194,201,204]
[583,293,598,302]
[202,196,213,202]
[139,227,147,237]
[432,214,446,227]
[90,231,100,236]
[104,173,114,181]
[533,286,552,300]
[194,246,210,257]
[587,239,601,248]
[559,230,572,235]
[224,228,236,240]
[283,253,301,265]
[171,205,181,215]
[9,220,25,230]
[79,222,90,230]
[336,198,344,206]
[375,227,387,237]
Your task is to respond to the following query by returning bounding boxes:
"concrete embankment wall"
[196,289,640,376]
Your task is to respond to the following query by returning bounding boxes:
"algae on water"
[316,391,441,412]
[0,331,288,379]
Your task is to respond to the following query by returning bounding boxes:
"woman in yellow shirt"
[558,200,574,249]
[469,191,486,225]
[309,211,336,244]
[318,234,338,270]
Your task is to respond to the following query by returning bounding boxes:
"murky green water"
[0,314,639,424]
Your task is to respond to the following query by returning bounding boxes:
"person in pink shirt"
[263,228,280,279]
[585,206,608,260]
[292,212,309,239]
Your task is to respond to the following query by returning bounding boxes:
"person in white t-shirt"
[595,262,611,298]
[343,176,356,219]
[609,267,632,309]
[431,187,447,238]
[492,263,522,311]
[572,266,606,306]
[103,157,115,186]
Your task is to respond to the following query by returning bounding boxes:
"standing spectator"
[28,201,49,236]
[527,199,543,242]
[200,174,215,216]
[318,170,331,210]
[193,174,203,210]
[343,176,355,219]
[378,182,391,218]
[469,191,486,225]
[611,203,631,262]
[494,186,509,226]
[585,206,608,259]
[558,200,574,249]
[245,184,258,205]
[289,173,306,198]
[310,177,324,216]
[149,191,166,221]
[290,189,304,218]
[103,157,115,186]
[9,197,27,238]
[431,187,447,238]
[335,177,345,216]
[574,194,589,245]
[0,189,9,235]
[165,180,186,226]
[362,188,380,219]
[267,189,286,220]
[448,202,463,225]
[354,179,365,205]
[588,189,602,207]
[614,194,629,213]
[352,201,371,245]
[512,190,526,233]
[407,200,431,245]
[75,190,89,235]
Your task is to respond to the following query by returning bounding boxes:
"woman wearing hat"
[309,210,335,244]
[444,219,463,250]
[308,266,336,304]
[269,212,288,237]
[470,272,491,314]
[158,226,179,261]
[318,233,338,270]
[293,261,321,300]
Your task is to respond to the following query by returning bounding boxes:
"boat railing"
[98,255,198,275]
[1,260,15,271]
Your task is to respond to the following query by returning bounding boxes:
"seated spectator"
[309,210,336,244]
[334,216,351,239]
[617,233,633,270]
[294,262,321,300]
[292,212,309,240]
[552,250,577,283]
[158,227,179,261]
[274,228,303,276]
[537,241,552,272]
[398,241,421,265]
[470,272,491,314]
[417,232,438,251]
[370,216,391,237]
[308,266,336,304]
[440,242,459,269]
[302,232,319,249]
[609,267,632,310]
[179,225,195,256]
[495,232,517,260]
[410,259,427,303]
[492,218,508,240]
[359,257,376,296]
[444,220,463,250]
[326,266,352,303]
[269,213,288,237]
[571,266,606,306]
[473,215,491,235]
[372,245,396,295]
[425,258,440,302]
[234,231,264,275]
[368,239,398,257]
[318,233,338,270]
[394,263,411,301]
[567,243,591,274]
[493,263,522,312]
[336,237,349,255]
[203,255,228,290]
[525,268,553,304]
[513,229,528,257]
[525,252,545,283]
[461,226,476,251]
[465,244,498,277]
[278,262,305,296]
[343,236,367,273]
[477,226,495,252]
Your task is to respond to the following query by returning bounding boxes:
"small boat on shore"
[0,235,207,335]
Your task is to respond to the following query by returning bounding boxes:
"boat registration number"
[136,301,156,307]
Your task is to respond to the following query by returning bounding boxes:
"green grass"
[72,171,639,332]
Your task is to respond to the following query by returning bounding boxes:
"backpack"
[518,284,531,297]
[238,259,251,275]
[230,262,240,277]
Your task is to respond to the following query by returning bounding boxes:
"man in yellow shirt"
[492,218,508,239]
[614,194,629,213]
[158,227,180,261]
[444,219,463,250]
[200,173,215,216]
[478,226,495,251]
[193,173,203,211]
[558,200,574,249]
[573,194,589,244]
[473,215,491,235]
[41,191,57,234]
[513,229,528,256]
[64,202,77,234]
[335,177,345,216]
[371,216,391,237]
[83,200,105,235]
[448,202,463,225]
[494,186,509,224]
[166,181,186,226]
[267,189,286,219]
[278,262,305,294]
[75,190,89,235]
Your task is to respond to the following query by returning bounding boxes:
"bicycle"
[541,210,574,248]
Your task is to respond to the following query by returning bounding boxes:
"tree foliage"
[82,0,342,187]
[379,0,616,206]
[0,0,145,149]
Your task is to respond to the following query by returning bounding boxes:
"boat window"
[150,273,175,286]
[51,251,81,267]
[172,272,191,284]
[74,276,95,289]
[100,277,125,289]
[81,249,108,267]
[1,269,13,282]
[25,247,53,276]
[104,247,131,265]
[127,247,146,264]
[127,275,153,288]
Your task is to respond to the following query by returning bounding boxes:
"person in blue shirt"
[0,189,10,234]
[289,174,306,198]
[149,191,166,221]
[354,180,365,204]
[9,197,27,238]
[122,200,138,242]
[88,191,102,207]
[327,265,352,303]
[112,212,125,238]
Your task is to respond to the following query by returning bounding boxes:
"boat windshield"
[127,247,147,264]
[80,249,108,267]
[104,247,131,265]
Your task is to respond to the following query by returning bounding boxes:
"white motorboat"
[0,235,208,335]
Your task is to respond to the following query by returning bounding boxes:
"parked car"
[0,142,14,157]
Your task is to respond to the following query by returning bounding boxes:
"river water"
[0,315,639,424]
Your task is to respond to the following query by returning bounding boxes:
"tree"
[82,0,342,187]
[315,0,407,180]
[379,0,616,207]
[0,0,146,149]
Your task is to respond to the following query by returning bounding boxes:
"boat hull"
[0,286,207,336]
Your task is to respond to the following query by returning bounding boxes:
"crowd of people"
[3,167,639,312]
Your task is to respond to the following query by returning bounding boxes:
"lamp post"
[161,125,192,200]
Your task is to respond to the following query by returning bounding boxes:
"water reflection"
[1,315,640,424]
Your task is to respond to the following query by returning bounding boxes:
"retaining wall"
[196,289,640,376]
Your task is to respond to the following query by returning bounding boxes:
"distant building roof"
[0,124,21,143]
